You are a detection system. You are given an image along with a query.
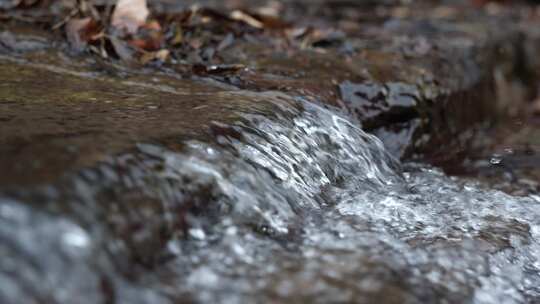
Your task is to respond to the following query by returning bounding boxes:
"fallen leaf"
[66,17,99,51]
[143,20,161,31]
[230,10,263,29]
[251,13,290,30]
[155,49,169,60]
[111,0,149,35]
[129,36,161,51]
[140,49,169,64]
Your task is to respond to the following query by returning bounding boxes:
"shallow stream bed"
[1,59,540,303]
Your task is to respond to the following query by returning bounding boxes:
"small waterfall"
[1,92,539,303]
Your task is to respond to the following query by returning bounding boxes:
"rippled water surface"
[1,95,540,303]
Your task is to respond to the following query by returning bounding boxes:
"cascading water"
[1,91,540,303]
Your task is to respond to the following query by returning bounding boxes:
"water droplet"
[167,240,182,255]
[189,228,206,240]
[61,227,90,249]
[490,154,503,165]
[503,148,514,155]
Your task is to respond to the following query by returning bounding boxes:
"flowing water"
[1,93,540,303]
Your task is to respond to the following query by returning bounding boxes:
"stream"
[3,0,540,302]
[2,93,540,303]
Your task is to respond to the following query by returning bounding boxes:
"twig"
[52,7,79,30]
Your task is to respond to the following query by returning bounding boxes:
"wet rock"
[0,54,289,186]
[339,81,420,130]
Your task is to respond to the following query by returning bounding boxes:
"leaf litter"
[1,0,353,75]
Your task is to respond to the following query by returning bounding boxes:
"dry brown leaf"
[128,36,161,51]
[111,0,149,35]
[253,14,290,30]
[126,20,163,51]
[140,49,169,64]
[230,10,263,29]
